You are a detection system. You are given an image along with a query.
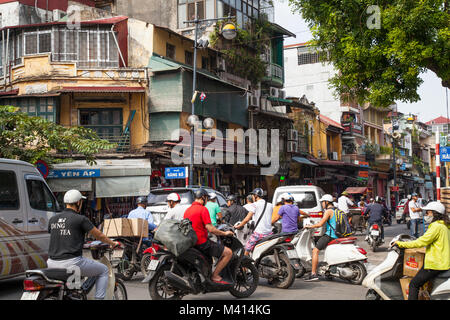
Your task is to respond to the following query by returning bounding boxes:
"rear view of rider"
[47,190,119,300]
[165,193,186,221]
[272,193,309,234]
[364,196,387,243]
[183,188,234,284]
[222,194,249,226]
[395,201,450,300]
[304,194,338,282]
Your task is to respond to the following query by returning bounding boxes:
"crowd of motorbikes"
[20,205,449,300]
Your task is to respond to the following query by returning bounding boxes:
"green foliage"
[288,0,450,108]
[210,18,273,84]
[0,106,116,165]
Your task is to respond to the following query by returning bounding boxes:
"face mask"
[424,215,434,224]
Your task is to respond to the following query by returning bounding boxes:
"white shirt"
[409,200,421,220]
[244,203,256,213]
[253,199,273,235]
[165,204,189,221]
[338,196,354,214]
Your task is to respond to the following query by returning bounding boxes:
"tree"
[0,106,116,165]
[288,0,449,108]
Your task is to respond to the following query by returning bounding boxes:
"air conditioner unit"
[332,152,339,160]
[278,90,286,99]
[53,9,66,21]
[287,129,298,142]
[247,93,260,107]
[287,141,298,153]
[216,57,226,72]
[269,87,279,97]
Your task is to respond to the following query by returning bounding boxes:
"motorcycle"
[21,241,127,300]
[366,223,383,252]
[142,224,259,300]
[140,243,161,277]
[292,218,368,284]
[363,234,450,300]
[112,237,152,280]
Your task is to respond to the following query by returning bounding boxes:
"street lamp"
[184,9,236,186]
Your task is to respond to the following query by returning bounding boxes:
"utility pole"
[392,110,398,209]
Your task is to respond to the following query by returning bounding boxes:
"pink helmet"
[166,193,181,202]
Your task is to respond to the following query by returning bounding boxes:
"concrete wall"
[115,0,177,30]
[128,18,153,68]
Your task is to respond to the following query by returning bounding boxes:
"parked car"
[146,186,227,225]
[272,185,326,238]
[395,198,408,224]
[0,159,61,280]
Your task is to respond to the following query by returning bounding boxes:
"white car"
[395,198,408,224]
[272,185,326,237]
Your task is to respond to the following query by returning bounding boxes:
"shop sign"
[440,147,450,162]
[48,169,100,179]
[165,167,188,180]
[391,186,399,192]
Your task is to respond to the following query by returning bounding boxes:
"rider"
[183,188,234,284]
[395,201,450,300]
[128,196,157,243]
[164,193,186,221]
[222,194,249,226]
[272,193,309,234]
[205,192,222,227]
[234,188,274,256]
[303,194,338,282]
[364,196,387,243]
[47,189,120,300]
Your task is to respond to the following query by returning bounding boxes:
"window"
[185,50,193,65]
[201,56,209,69]
[179,0,211,28]
[166,43,176,59]
[79,108,123,139]
[0,97,58,122]
[0,171,20,210]
[26,179,56,212]
[24,29,52,55]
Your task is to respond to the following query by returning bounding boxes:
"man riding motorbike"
[364,196,387,243]
[46,189,120,300]
[303,194,338,282]
[394,201,450,300]
[164,192,186,221]
[271,193,309,234]
[222,194,249,226]
[183,188,234,284]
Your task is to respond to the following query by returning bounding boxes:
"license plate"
[112,249,123,259]
[286,249,299,259]
[21,292,40,300]
[371,230,380,236]
[147,259,159,271]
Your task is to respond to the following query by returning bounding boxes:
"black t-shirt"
[48,209,94,260]
[222,204,249,226]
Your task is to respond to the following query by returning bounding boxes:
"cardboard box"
[103,218,148,238]
[399,276,432,300]
[403,247,426,277]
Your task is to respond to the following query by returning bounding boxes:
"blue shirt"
[127,206,157,231]
[278,204,300,233]
[325,210,338,239]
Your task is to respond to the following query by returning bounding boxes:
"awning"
[47,178,93,192]
[96,176,150,198]
[344,187,368,194]
[292,157,318,166]
[59,86,146,93]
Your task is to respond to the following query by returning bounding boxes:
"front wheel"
[116,259,135,281]
[229,259,259,298]
[114,278,128,300]
[269,253,295,289]
[148,264,184,300]
[371,240,377,252]
[347,262,367,285]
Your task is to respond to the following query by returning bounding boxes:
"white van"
[0,159,60,280]
[272,185,326,237]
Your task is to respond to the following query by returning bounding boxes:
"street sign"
[440,147,450,162]
[35,160,49,178]
[47,169,100,179]
[165,167,188,180]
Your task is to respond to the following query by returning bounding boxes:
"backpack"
[328,209,354,238]
[403,200,410,215]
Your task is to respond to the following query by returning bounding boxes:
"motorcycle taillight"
[23,279,45,291]
[372,224,379,230]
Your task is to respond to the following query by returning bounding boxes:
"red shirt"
[183,201,212,245]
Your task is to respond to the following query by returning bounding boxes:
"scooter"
[363,234,450,300]
[292,218,368,284]
[21,241,127,300]
[366,223,383,252]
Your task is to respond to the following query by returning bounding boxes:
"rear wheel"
[229,259,259,298]
[269,253,295,289]
[117,259,135,281]
[366,289,382,300]
[347,262,367,285]
[141,253,153,277]
[148,264,184,300]
[113,278,128,300]
[372,241,377,252]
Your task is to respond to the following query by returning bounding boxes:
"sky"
[274,0,449,124]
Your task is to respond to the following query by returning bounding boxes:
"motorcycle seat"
[254,232,297,247]
[437,269,450,279]
[27,268,72,282]
[327,237,357,246]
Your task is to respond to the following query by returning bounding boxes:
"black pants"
[409,266,445,300]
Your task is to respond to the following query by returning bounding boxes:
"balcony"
[262,63,284,86]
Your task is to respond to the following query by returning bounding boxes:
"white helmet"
[166,193,181,202]
[276,195,284,204]
[64,189,86,204]
[422,201,446,215]
[407,194,412,200]
[208,192,217,200]
[281,193,294,202]
[319,194,334,203]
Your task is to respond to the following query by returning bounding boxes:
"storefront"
[46,159,151,226]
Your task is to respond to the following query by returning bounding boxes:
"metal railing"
[96,132,131,153]
[265,63,284,81]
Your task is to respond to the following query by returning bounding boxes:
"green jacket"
[397,220,450,270]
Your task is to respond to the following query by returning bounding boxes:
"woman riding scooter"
[394,201,450,300]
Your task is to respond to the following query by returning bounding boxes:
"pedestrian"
[271,193,309,234]
[395,201,450,300]
[205,193,222,227]
[234,188,273,256]
[409,193,423,238]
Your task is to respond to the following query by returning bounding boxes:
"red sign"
[358,171,369,178]
[35,160,49,178]
[391,186,400,192]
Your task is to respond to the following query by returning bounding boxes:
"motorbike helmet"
[422,201,445,215]
[319,194,334,203]
[375,196,381,203]
[281,193,294,202]
[64,189,86,204]
[208,192,217,200]
[251,188,264,198]
[407,194,412,200]
[136,196,147,204]
[194,188,209,199]
[166,193,181,202]
[226,194,237,202]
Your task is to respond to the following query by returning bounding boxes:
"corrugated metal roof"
[320,114,344,130]
[59,86,145,93]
